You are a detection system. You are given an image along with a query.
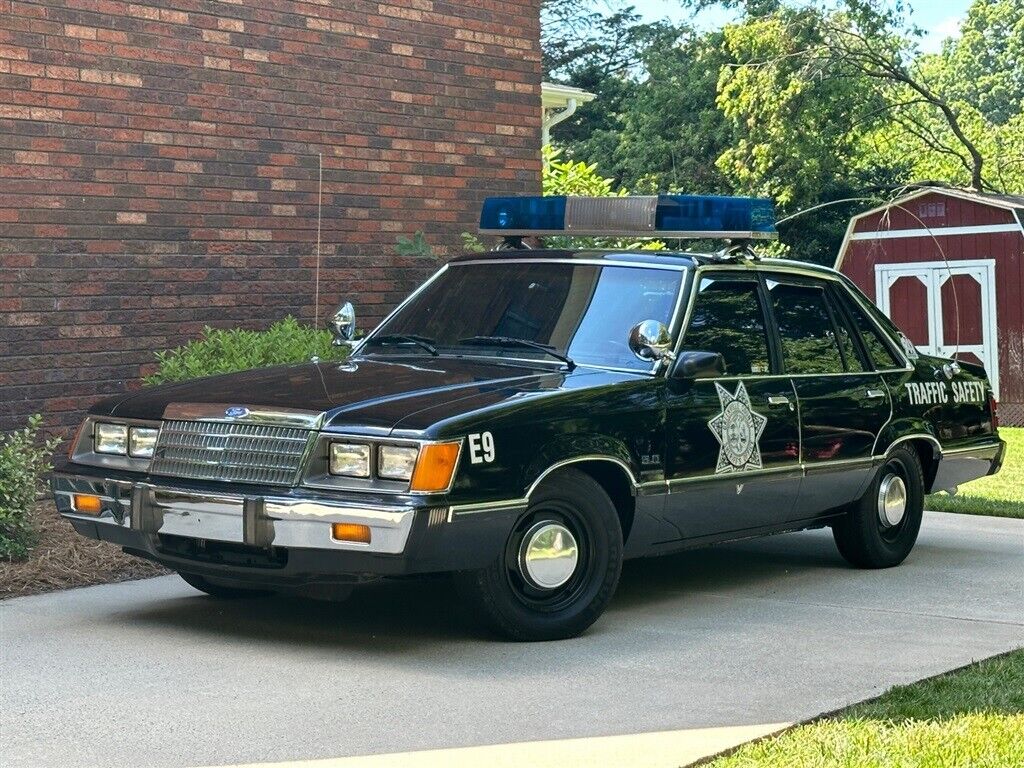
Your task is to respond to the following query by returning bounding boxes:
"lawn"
[926,427,1024,519]
[706,650,1024,768]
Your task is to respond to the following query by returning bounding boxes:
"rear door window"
[767,281,847,375]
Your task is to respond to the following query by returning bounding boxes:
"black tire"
[178,571,272,599]
[832,445,924,569]
[455,468,623,641]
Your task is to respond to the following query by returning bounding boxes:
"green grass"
[926,427,1024,519]
[707,650,1024,768]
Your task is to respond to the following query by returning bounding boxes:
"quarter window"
[683,277,771,376]
[837,290,904,370]
[768,282,846,375]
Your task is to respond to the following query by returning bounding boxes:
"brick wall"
[0,0,543,436]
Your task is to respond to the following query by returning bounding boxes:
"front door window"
[682,277,772,376]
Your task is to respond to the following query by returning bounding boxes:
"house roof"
[541,82,597,109]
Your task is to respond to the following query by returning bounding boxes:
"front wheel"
[832,445,925,568]
[455,468,623,641]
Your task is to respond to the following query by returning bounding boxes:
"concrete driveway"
[2,512,1022,768]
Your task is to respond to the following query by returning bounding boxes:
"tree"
[931,0,1024,126]
[539,146,663,250]
[542,2,678,162]
[541,0,1023,263]
[716,7,888,207]
[716,1,1023,195]
[607,28,735,194]
[543,6,737,196]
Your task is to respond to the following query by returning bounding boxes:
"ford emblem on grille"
[224,406,250,419]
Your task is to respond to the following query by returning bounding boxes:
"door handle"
[866,388,886,399]
[767,395,791,407]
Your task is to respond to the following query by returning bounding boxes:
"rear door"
[763,275,890,519]
[663,272,802,538]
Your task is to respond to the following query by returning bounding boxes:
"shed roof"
[835,185,1024,269]
[851,186,1024,220]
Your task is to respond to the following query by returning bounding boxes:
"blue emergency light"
[479,194,777,240]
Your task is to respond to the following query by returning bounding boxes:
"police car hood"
[97,357,579,431]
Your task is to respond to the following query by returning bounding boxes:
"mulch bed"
[0,502,167,600]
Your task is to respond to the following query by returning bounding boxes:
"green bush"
[460,232,486,253]
[1,415,61,560]
[143,316,348,386]
[395,230,434,258]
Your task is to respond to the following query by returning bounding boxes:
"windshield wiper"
[458,336,575,370]
[367,333,439,356]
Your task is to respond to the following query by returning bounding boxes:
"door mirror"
[628,320,675,362]
[674,350,725,379]
[328,301,356,346]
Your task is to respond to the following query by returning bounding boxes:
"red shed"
[836,186,1024,426]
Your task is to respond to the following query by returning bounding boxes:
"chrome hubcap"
[878,474,907,528]
[518,521,579,590]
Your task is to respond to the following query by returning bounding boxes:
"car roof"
[450,248,844,280]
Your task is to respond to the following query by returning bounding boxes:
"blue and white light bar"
[479,195,777,240]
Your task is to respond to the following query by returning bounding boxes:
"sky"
[622,0,973,53]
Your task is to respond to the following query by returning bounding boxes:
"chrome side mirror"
[328,301,356,346]
[628,320,675,362]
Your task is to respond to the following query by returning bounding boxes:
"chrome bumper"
[51,474,416,554]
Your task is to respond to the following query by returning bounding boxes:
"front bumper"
[51,466,516,586]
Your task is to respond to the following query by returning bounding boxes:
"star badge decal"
[708,381,768,473]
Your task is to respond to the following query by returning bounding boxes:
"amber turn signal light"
[73,494,103,515]
[332,523,372,544]
[409,442,461,492]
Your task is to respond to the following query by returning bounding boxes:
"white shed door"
[875,259,999,399]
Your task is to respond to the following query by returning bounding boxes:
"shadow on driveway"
[109,528,854,649]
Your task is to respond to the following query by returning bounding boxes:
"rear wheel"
[832,445,924,568]
[455,468,623,641]
[178,572,272,599]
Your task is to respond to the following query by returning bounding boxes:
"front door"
[875,259,998,398]
[663,273,802,538]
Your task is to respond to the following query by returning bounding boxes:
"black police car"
[52,195,1005,640]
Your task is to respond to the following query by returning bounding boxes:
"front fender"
[522,433,639,497]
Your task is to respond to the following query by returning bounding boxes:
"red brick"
[0,0,542,436]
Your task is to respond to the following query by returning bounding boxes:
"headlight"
[94,422,128,455]
[329,443,371,477]
[378,445,419,481]
[128,427,159,458]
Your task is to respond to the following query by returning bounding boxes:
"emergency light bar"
[479,194,777,240]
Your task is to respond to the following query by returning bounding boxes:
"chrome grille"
[151,420,313,486]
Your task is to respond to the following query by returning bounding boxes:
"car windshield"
[365,261,684,371]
